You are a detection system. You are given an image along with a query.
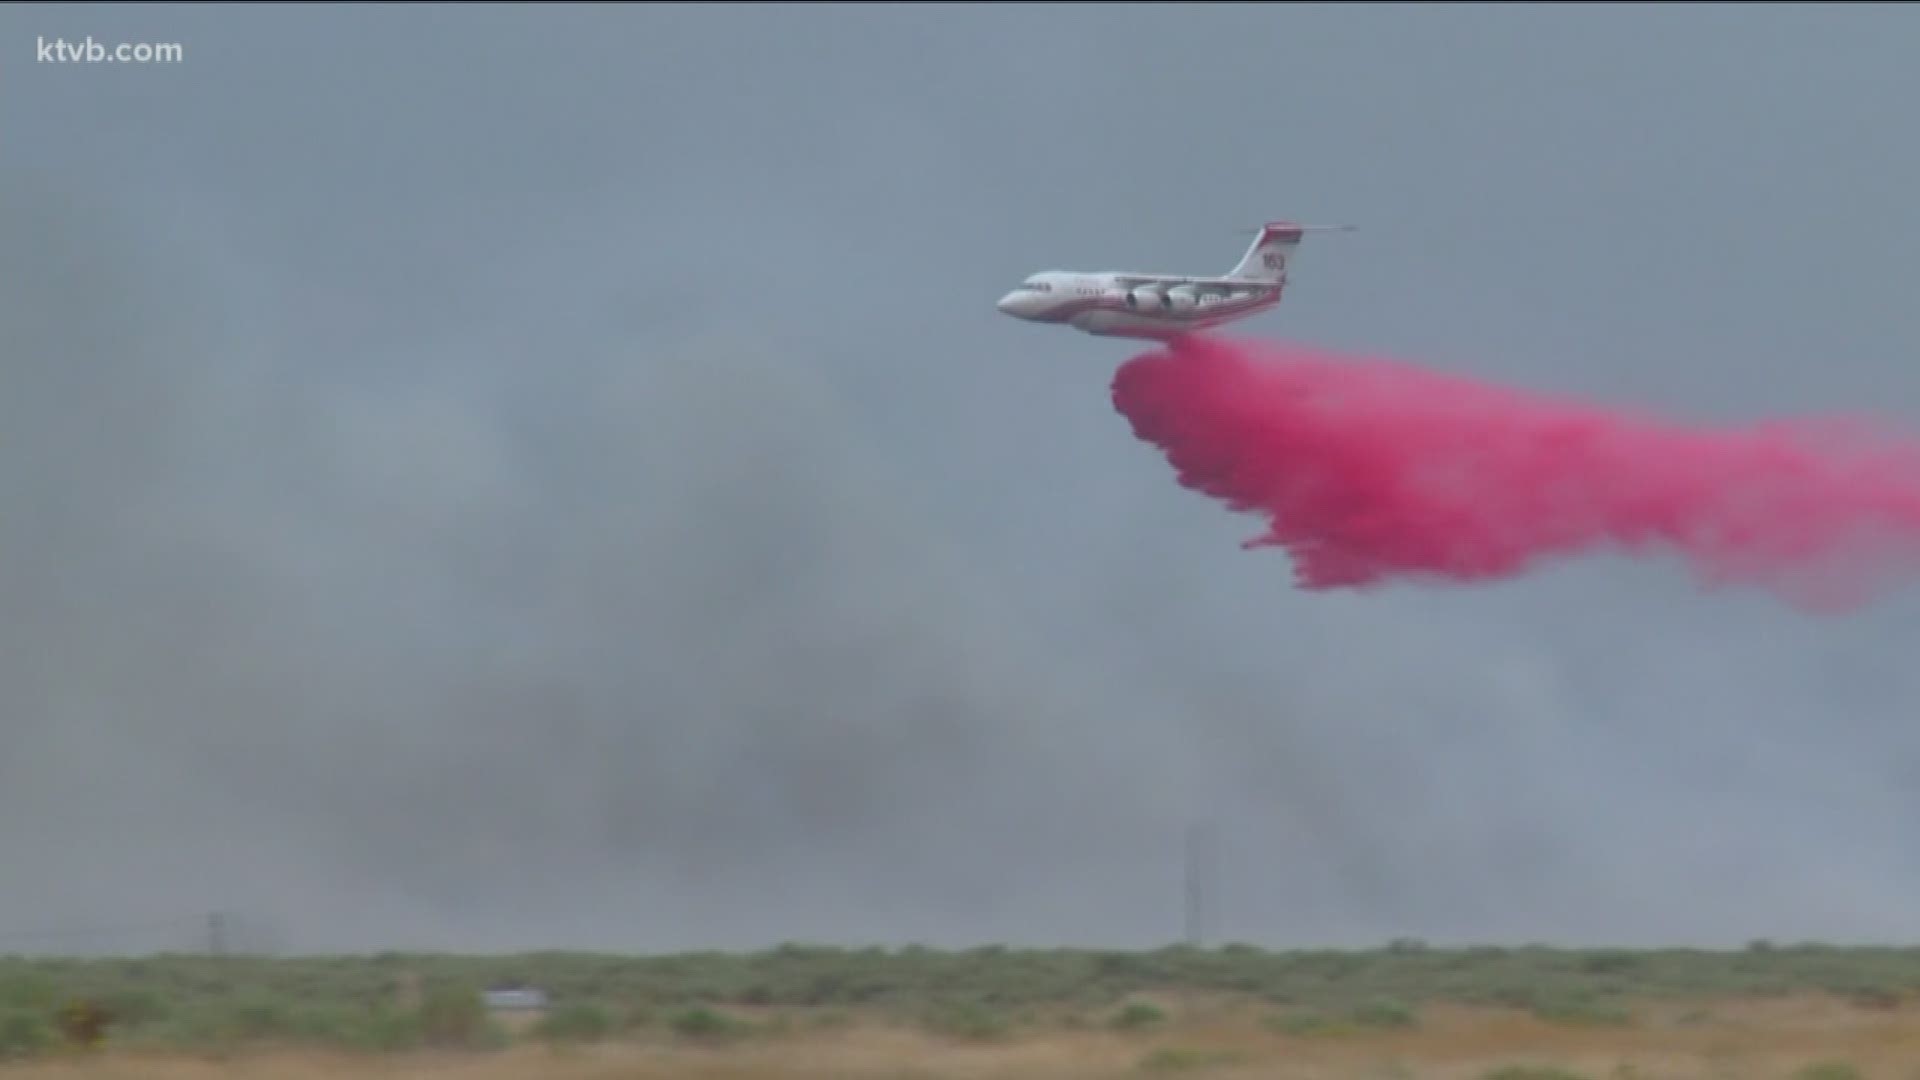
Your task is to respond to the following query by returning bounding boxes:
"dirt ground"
[6,995,1918,1079]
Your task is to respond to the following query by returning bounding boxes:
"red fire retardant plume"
[1110,335,1920,613]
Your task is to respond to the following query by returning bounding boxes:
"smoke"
[0,173,1231,953]
[10,132,1920,955]
[1113,334,1920,613]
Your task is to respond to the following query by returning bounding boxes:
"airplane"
[994,221,1354,339]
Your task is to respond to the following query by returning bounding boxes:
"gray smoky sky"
[5,3,1920,955]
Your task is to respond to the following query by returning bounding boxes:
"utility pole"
[207,911,229,956]
[1183,821,1218,947]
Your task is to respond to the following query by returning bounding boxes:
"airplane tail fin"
[1227,221,1355,282]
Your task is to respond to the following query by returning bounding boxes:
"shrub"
[922,1003,1008,1041]
[809,1008,853,1030]
[0,1010,51,1060]
[1137,1046,1243,1072]
[353,1006,428,1052]
[415,985,503,1049]
[1840,984,1901,1010]
[1530,997,1632,1027]
[669,1006,749,1044]
[1351,998,1418,1029]
[1109,1001,1167,1031]
[226,996,296,1040]
[98,988,168,1027]
[56,997,112,1048]
[1264,1011,1345,1037]
[534,1002,613,1043]
[0,975,56,1012]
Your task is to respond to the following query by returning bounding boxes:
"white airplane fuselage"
[994,221,1344,340]
[994,271,1284,340]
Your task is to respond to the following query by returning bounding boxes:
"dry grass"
[6,994,1919,1079]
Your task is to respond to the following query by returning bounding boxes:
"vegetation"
[0,940,1912,1074]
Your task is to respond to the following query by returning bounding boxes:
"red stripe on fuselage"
[1027,288,1281,325]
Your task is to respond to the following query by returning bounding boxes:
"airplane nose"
[997,291,1035,318]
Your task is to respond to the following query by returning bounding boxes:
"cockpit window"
[1024,280,1052,292]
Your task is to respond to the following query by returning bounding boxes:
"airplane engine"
[1165,286,1200,312]
[1126,288,1171,311]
